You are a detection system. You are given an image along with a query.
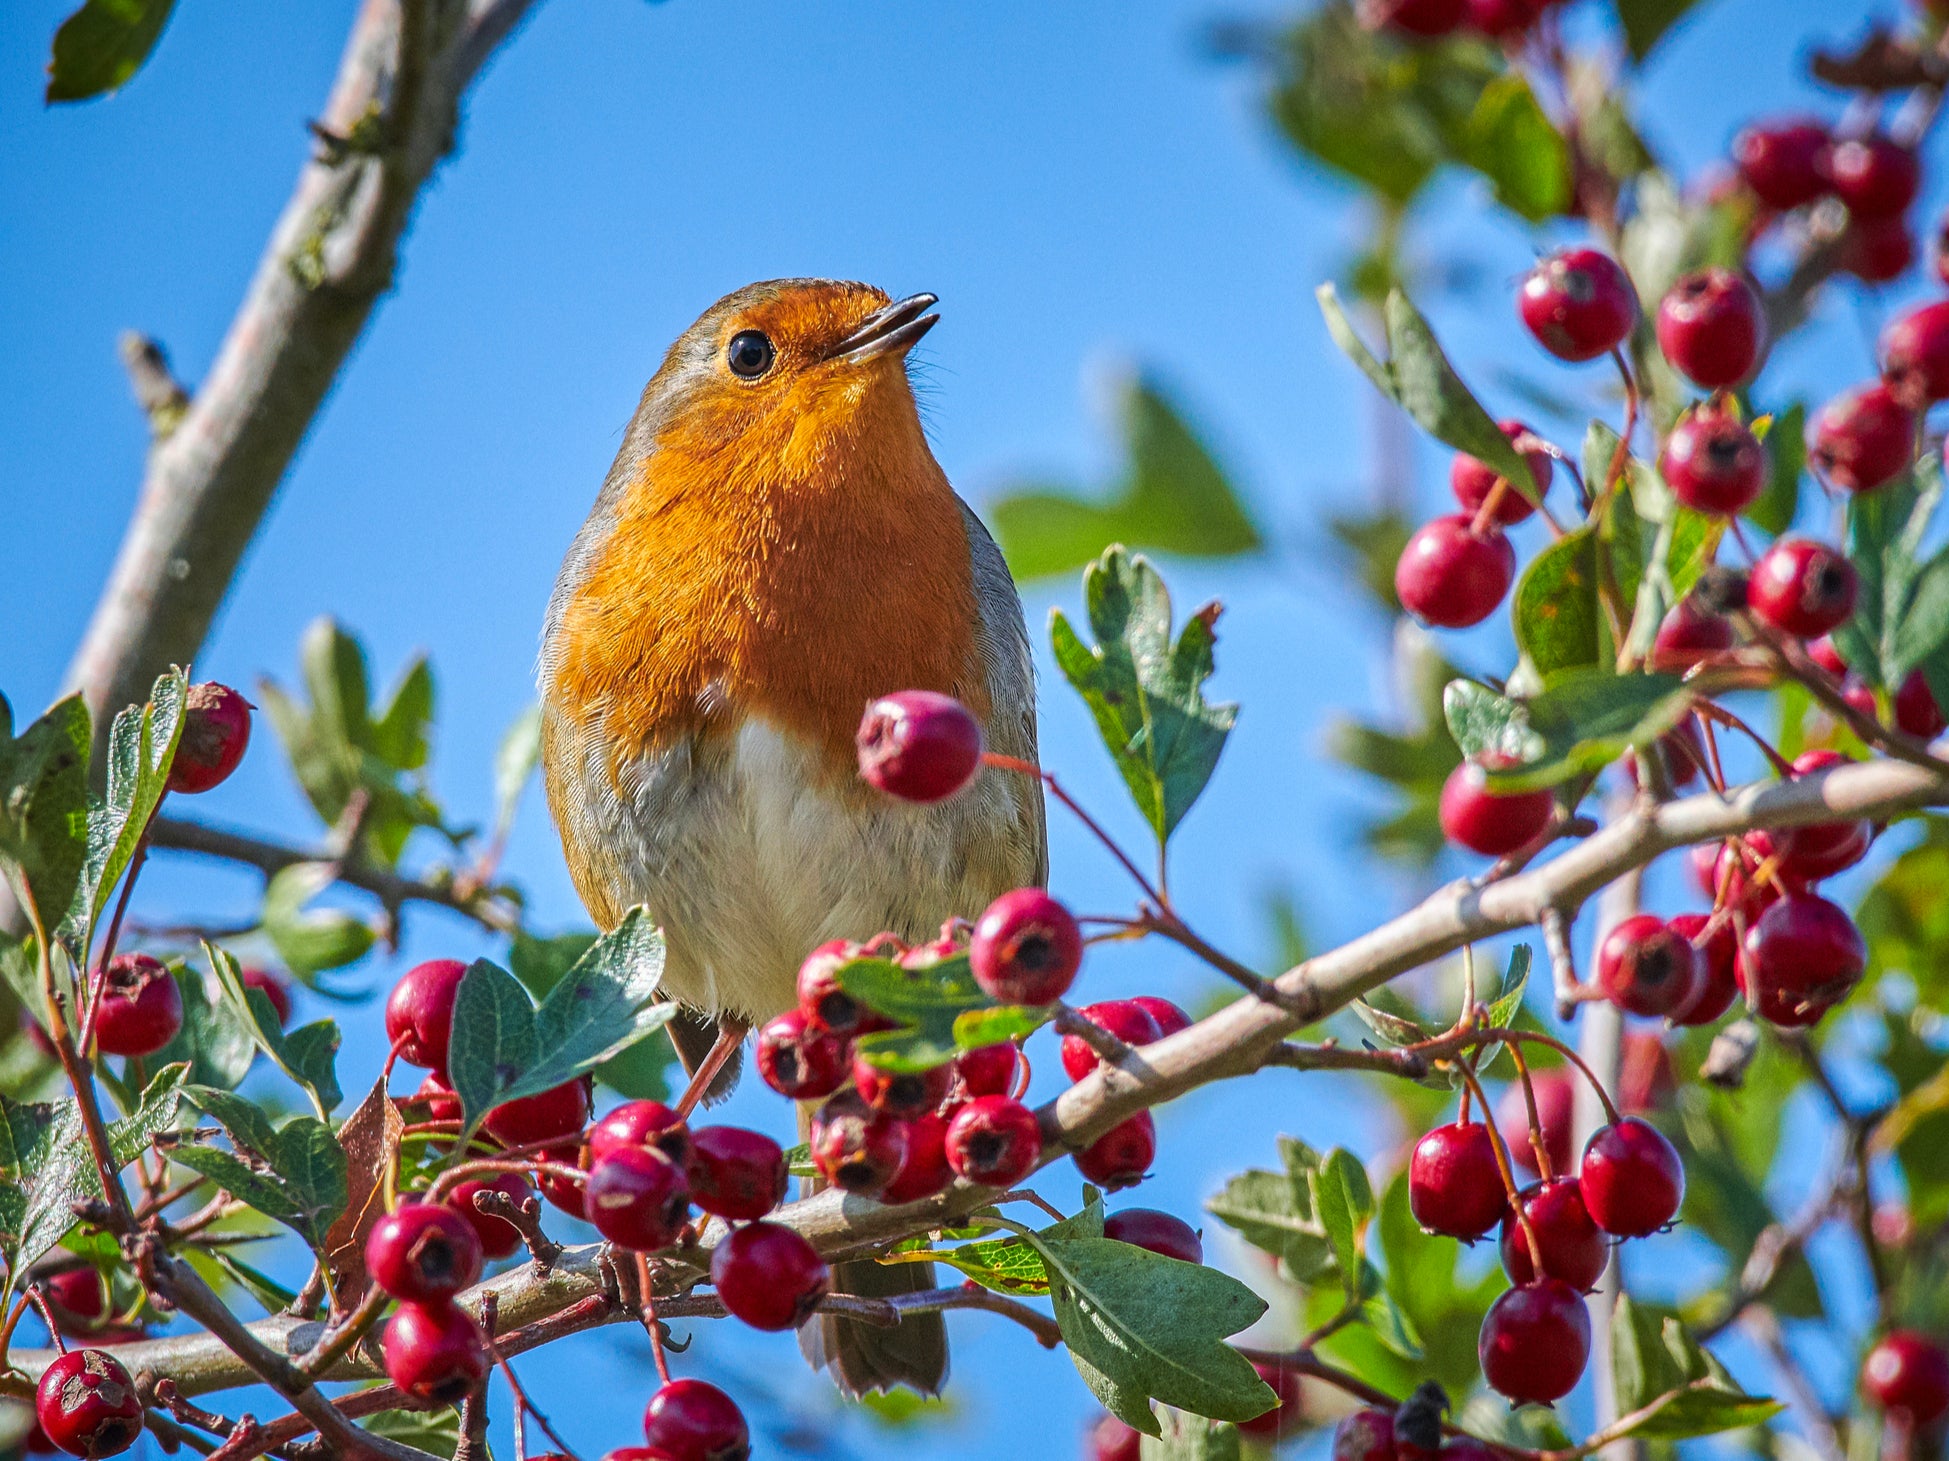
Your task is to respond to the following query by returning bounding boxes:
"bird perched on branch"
[537,279,1046,1396]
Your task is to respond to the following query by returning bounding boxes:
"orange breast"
[548,369,990,779]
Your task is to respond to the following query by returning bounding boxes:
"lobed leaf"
[209,943,341,1116]
[67,669,186,946]
[0,695,92,935]
[177,1086,347,1248]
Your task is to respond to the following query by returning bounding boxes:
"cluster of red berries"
[1357,0,1559,44]
[1409,1090,1683,1404]
[1733,116,1927,286]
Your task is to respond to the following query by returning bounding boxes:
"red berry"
[410,1072,461,1123]
[710,1221,830,1331]
[1498,1068,1574,1177]
[1745,751,1874,880]
[1073,1112,1155,1190]
[795,940,870,1037]
[93,954,182,1059]
[535,1142,586,1219]
[1661,410,1766,517]
[881,1110,954,1203]
[589,1100,692,1167]
[1651,596,1735,670]
[1579,1118,1684,1236]
[1808,635,1850,677]
[34,1349,142,1458]
[1734,120,1833,210]
[753,1009,850,1100]
[1409,1121,1507,1239]
[1841,215,1917,284]
[1360,0,1465,35]
[1331,1408,1397,1461]
[602,1449,677,1461]
[809,1091,908,1197]
[1810,382,1915,493]
[366,1201,484,1302]
[970,888,1083,1005]
[945,1095,1042,1187]
[484,1078,590,1149]
[1881,301,1949,406]
[1595,914,1702,1019]
[584,1146,691,1252]
[44,1269,108,1334]
[1132,996,1191,1039]
[1236,1359,1304,1439]
[853,1055,954,1120]
[385,959,469,1075]
[1103,1208,1203,1263]
[1088,1414,1143,1461]
[953,1043,1021,1100]
[1465,0,1547,37]
[685,1126,787,1221]
[1740,891,1866,1027]
[1449,421,1553,526]
[239,966,292,1027]
[1438,759,1554,857]
[1666,914,1738,1026]
[1500,1178,1607,1288]
[1395,515,1515,628]
[1060,1000,1164,1080]
[381,1301,487,1404]
[1862,1330,1949,1425]
[447,1173,530,1261]
[1519,248,1638,362]
[1896,669,1946,738]
[167,682,253,794]
[1656,270,1764,387]
[1748,537,1859,637]
[642,1378,749,1461]
[1478,1279,1591,1403]
[856,691,983,803]
[1827,135,1920,219]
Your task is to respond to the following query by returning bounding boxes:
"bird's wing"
[959,498,1049,887]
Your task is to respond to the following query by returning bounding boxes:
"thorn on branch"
[117,333,190,441]
[473,1189,561,1275]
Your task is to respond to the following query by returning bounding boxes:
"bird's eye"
[726,330,775,379]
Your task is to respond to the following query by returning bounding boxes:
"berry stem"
[1471,1029,1623,1126]
[1693,701,1796,777]
[1455,1064,1549,1272]
[426,1144,582,1204]
[634,1254,672,1385]
[982,754,1163,905]
[1507,1043,1556,1182]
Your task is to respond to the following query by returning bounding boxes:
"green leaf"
[150,965,256,1091]
[953,1003,1053,1049]
[492,703,544,843]
[447,960,541,1131]
[67,669,186,946]
[1859,817,1949,1008]
[1834,464,1940,691]
[992,376,1261,582]
[1373,1172,1504,1397]
[1381,292,1539,502]
[1489,945,1531,1027]
[1514,528,1604,680]
[209,943,341,1117]
[45,0,178,103]
[1139,1409,1242,1461]
[1328,506,1417,613]
[1051,546,1237,847]
[209,1251,298,1313]
[361,1405,459,1459]
[839,952,995,1073]
[1311,1149,1375,1302]
[1351,989,1433,1047]
[1443,669,1692,791]
[1205,1150,1335,1284]
[897,1231,1051,1295]
[0,695,92,934]
[1609,1297,1781,1439]
[176,1087,346,1248]
[1747,404,1805,536]
[259,863,377,978]
[1461,74,1570,221]
[1617,0,1702,61]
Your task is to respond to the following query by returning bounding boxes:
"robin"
[537,279,1047,1396]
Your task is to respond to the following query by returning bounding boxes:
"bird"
[536,279,1047,1397]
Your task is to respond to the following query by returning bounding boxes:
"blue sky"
[0,1,1929,1457]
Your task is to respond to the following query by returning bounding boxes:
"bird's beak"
[832,293,939,362]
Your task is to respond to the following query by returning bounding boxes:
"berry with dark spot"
[168,682,253,794]
[1519,249,1638,362]
[970,888,1083,1005]
[34,1349,142,1459]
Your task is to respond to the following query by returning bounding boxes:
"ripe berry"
[1103,1208,1203,1263]
[589,1100,692,1167]
[1841,215,1917,284]
[385,958,469,1074]
[945,1095,1042,1187]
[1237,1360,1304,1439]
[1741,891,1866,1027]
[809,1091,909,1196]
[970,888,1083,1005]
[685,1126,787,1221]
[1088,1414,1143,1461]
[881,1110,953,1203]
[1656,270,1764,388]
[853,1055,954,1120]
[1733,120,1833,210]
[1744,751,1873,880]
[366,1201,484,1302]
[535,1142,586,1219]
[1748,537,1858,637]
[1059,1000,1163,1080]
[1073,1111,1155,1190]
[795,940,870,1037]
[485,1078,589,1150]
[34,1349,142,1459]
[168,682,253,794]
[1500,1179,1607,1289]
[1331,1408,1396,1461]
[1808,636,1850,677]
[1827,135,1920,218]
[1519,248,1638,362]
[710,1221,830,1331]
[1449,421,1553,526]
[1666,914,1739,1026]
[642,1378,750,1461]
[856,691,983,803]
[1881,301,1949,406]
[410,1072,461,1123]
[1651,595,1735,670]
[1478,1279,1591,1403]
[584,1146,691,1251]
[381,1302,487,1404]
[1661,410,1766,516]
[239,965,292,1026]
[1498,1068,1574,1177]
[1360,0,1465,35]
[1810,383,1915,493]
[1438,759,1554,858]
[1896,669,1945,738]
[44,1269,108,1334]
[1409,1121,1506,1239]
[1862,1330,1949,1425]
[754,1009,850,1099]
[447,1173,531,1260]
[953,1043,1021,1100]
[93,954,182,1059]
[1579,1118,1684,1236]
[1596,914,1702,1019]
[1131,996,1191,1039]
[1395,515,1515,628]
[1465,0,1547,37]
